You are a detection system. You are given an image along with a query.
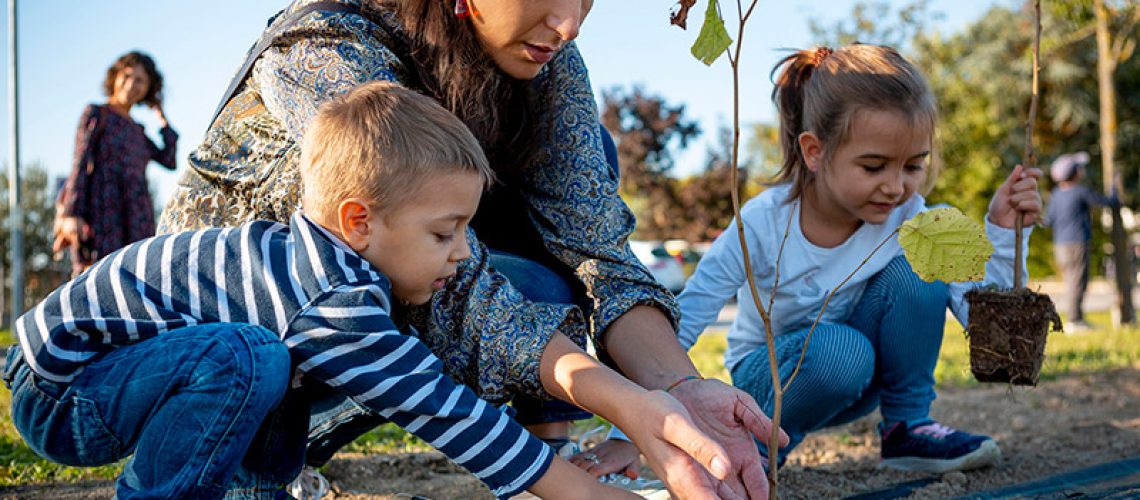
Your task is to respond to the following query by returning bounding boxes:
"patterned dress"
[158,0,678,403]
[60,104,178,272]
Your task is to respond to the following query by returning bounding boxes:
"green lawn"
[1,312,1137,485]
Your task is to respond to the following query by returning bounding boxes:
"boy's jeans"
[731,255,949,453]
[5,324,290,499]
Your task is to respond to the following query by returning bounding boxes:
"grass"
[1,310,1137,485]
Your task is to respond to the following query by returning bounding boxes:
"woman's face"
[468,0,593,80]
[111,64,151,107]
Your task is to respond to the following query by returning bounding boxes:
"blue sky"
[0,0,1007,206]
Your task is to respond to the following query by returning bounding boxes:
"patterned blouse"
[61,104,178,270]
[158,0,678,404]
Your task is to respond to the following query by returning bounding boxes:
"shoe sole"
[878,439,1001,473]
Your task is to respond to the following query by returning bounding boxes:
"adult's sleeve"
[148,126,179,170]
[288,286,553,499]
[59,105,101,220]
[521,43,679,349]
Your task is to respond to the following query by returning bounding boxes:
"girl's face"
[468,0,593,80]
[803,108,930,228]
[111,64,151,107]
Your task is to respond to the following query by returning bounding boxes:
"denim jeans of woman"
[730,255,949,455]
[5,324,291,499]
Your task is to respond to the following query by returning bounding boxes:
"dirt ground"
[6,367,1138,499]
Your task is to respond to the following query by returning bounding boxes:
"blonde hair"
[771,44,938,201]
[300,81,495,222]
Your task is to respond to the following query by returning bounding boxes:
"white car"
[629,240,687,294]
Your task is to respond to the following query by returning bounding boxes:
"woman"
[55,51,178,277]
[160,1,776,497]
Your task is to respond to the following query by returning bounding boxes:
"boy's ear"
[798,132,823,173]
[337,199,372,252]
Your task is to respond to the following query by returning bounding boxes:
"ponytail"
[770,47,833,201]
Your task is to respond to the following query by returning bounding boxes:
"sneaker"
[878,420,1001,473]
[286,466,330,500]
[599,473,668,499]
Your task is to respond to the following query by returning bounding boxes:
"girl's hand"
[569,438,641,479]
[988,164,1043,228]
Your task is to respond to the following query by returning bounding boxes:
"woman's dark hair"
[103,51,164,107]
[384,0,543,174]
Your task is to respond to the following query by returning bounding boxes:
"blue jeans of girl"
[5,324,291,499]
[730,255,949,454]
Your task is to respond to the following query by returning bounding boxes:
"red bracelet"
[665,375,704,393]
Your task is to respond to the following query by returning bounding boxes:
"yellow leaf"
[899,207,993,282]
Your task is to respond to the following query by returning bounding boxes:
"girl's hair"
[300,81,495,222]
[103,51,164,107]
[383,0,543,174]
[770,44,938,201]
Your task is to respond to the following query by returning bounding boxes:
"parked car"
[629,240,687,294]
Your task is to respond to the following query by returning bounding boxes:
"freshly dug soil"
[5,368,1139,499]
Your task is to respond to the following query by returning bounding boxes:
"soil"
[965,288,1062,386]
[4,368,1139,500]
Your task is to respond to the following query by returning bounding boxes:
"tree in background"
[675,126,752,242]
[601,86,699,240]
[1,163,68,326]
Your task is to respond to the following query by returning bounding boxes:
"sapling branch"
[783,226,902,393]
[1015,0,1041,290]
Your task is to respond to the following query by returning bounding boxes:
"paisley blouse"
[158,0,678,404]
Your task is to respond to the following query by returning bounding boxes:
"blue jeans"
[5,324,291,499]
[730,256,949,453]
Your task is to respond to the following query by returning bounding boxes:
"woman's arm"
[539,332,774,500]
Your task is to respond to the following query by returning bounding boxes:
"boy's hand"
[569,438,641,478]
[988,164,1043,228]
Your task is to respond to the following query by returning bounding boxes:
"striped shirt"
[15,211,552,497]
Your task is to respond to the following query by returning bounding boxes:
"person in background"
[53,51,178,277]
[1044,151,1117,331]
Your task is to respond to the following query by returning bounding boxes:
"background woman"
[54,51,178,276]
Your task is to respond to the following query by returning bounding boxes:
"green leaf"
[690,0,732,65]
[898,207,993,283]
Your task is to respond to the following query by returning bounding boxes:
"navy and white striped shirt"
[15,211,552,497]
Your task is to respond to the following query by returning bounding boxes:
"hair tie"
[812,47,833,66]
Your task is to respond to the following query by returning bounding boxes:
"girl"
[674,44,1042,473]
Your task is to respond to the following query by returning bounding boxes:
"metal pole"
[8,0,23,325]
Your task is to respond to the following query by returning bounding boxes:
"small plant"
[962,0,1061,386]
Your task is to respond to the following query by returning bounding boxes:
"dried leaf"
[670,0,697,29]
[898,207,993,283]
[690,1,732,65]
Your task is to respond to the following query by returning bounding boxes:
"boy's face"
[360,171,481,305]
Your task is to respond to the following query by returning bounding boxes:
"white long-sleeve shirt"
[677,184,1030,371]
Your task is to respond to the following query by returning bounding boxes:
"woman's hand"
[988,164,1043,228]
[149,99,168,128]
[569,438,641,479]
[53,215,91,254]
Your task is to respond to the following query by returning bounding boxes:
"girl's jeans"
[730,255,949,453]
[5,324,291,499]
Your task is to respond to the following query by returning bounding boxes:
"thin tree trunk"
[1094,0,1134,325]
